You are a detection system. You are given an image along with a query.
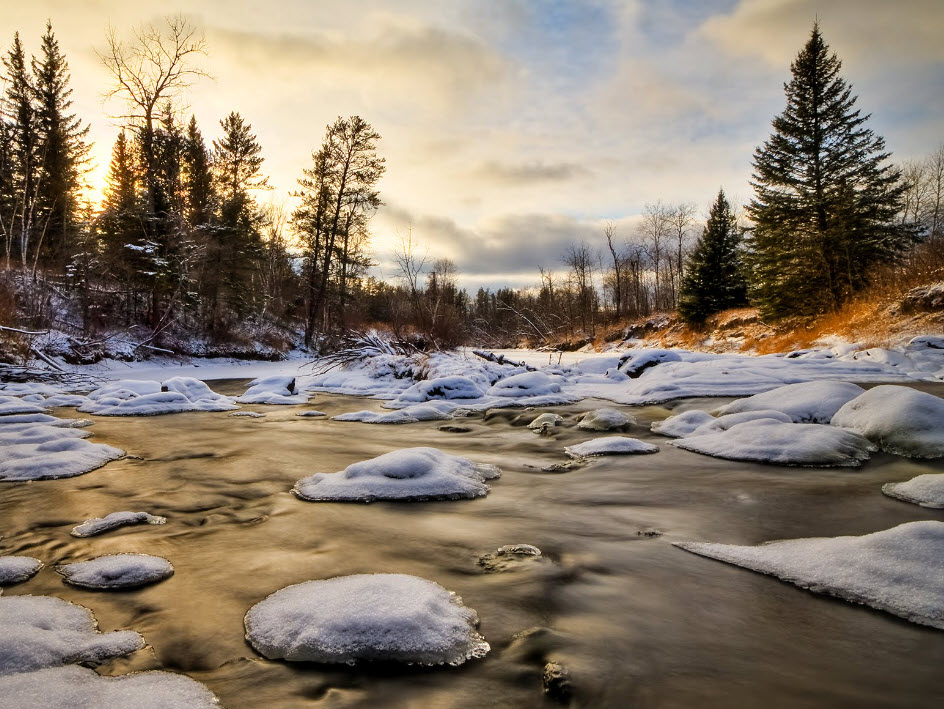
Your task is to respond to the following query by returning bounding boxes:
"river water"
[3,381,944,708]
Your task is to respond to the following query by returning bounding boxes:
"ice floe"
[831,385,944,459]
[0,437,125,481]
[0,556,43,585]
[236,376,308,405]
[882,474,944,508]
[670,418,876,466]
[293,447,500,502]
[58,554,174,590]
[244,573,489,665]
[576,407,635,431]
[564,436,659,458]
[70,512,167,538]
[716,381,865,423]
[675,521,944,630]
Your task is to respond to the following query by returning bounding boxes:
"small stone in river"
[543,661,574,703]
[478,544,544,572]
[439,425,472,433]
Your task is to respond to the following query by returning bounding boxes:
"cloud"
[471,160,590,184]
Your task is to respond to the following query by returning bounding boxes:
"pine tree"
[181,116,214,228]
[747,23,914,319]
[678,189,747,324]
[3,32,38,266]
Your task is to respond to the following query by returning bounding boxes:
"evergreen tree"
[747,23,913,319]
[181,115,214,228]
[678,189,747,324]
[3,32,38,265]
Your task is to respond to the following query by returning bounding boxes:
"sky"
[4,0,944,291]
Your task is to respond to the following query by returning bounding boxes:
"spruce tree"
[747,23,913,319]
[181,116,214,228]
[3,32,38,265]
[678,189,747,325]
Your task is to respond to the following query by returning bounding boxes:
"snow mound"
[293,447,500,502]
[0,595,144,675]
[0,395,45,416]
[0,556,43,585]
[0,438,125,481]
[58,554,174,590]
[0,665,221,709]
[650,409,715,438]
[528,413,564,431]
[618,348,682,377]
[71,512,167,538]
[333,401,459,424]
[565,436,659,458]
[671,418,876,466]
[41,394,90,408]
[689,409,793,435]
[80,378,235,415]
[883,474,944,509]
[394,376,486,404]
[244,574,489,665]
[831,385,944,458]
[236,376,307,405]
[0,413,91,428]
[0,424,91,446]
[160,376,236,407]
[717,381,865,423]
[577,408,635,431]
[487,371,560,397]
[675,521,944,630]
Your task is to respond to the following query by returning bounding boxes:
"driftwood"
[471,349,536,371]
[0,324,48,336]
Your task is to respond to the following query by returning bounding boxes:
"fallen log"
[471,349,536,371]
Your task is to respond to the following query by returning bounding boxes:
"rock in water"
[564,436,658,458]
[577,408,635,431]
[70,511,167,538]
[58,554,174,590]
[717,380,864,423]
[0,556,43,585]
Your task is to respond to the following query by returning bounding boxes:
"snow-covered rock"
[675,521,944,630]
[0,556,43,585]
[716,381,864,423]
[236,376,307,405]
[0,395,45,416]
[332,401,458,424]
[39,394,89,408]
[0,438,125,482]
[564,436,659,458]
[0,413,90,428]
[486,371,560,398]
[393,376,486,404]
[0,595,144,675]
[576,408,635,431]
[528,413,564,431]
[244,574,489,665]
[160,376,235,407]
[831,385,944,459]
[58,554,174,590]
[882,474,944,509]
[80,378,236,415]
[293,447,500,502]
[618,348,681,377]
[650,409,715,438]
[689,409,793,435]
[671,418,876,466]
[0,424,91,446]
[70,512,167,538]
[295,410,327,417]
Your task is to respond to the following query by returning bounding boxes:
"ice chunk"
[487,371,561,397]
[0,556,43,585]
[671,419,875,466]
[394,376,486,404]
[882,474,944,509]
[244,573,489,665]
[236,376,307,405]
[717,381,865,423]
[577,408,635,431]
[0,666,221,709]
[333,401,458,424]
[0,395,45,416]
[650,409,714,438]
[70,512,167,538]
[58,554,174,590]
[0,438,125,481]
[675,521,944,630]
[0,595,144,675]
[564,436,659,458]
[831,385,944,459]
[293,447,500,502]
[528,413,564,431]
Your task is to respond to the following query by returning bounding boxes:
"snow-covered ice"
[0,556,43,585]
[0,595,144,675]
[564,436,659,458]
[244,574,489,665]
[58,554,174,589]
[671,418,876,466]
[675,521,944,630]
[882,474,944,509]
[716,381,865,423]
[70,512,167,538]
[576,408,635,431]
[831,385,944,459]
[0,437,125,482]
[236,376,308,405]
[293,447,500,502]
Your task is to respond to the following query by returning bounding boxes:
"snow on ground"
[244,573,489,665]
[715,381,865,423]
[0,436,125,482]
[58,554,174,590]
[0,595,144,675]
[293,447,500,502]
[831,385,944,459]
[883,474,944,509]
[80,378,237,416]
[675,521,944,630]
[576,408,635,431]
[670,418,876,467]
[564,436,659,458]
[0,556,43,585]
[70,512,167,538]
[235,376,309,405]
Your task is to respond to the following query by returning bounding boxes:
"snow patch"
[882,474,944,509]
[58,554,174,590]
[0,557,43,585]
[0,437,125,481]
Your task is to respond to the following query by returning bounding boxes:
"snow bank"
[487,371,560,398]
[0,438,125,481]
[293,447,500,502]
[0,595,144,675]
[236,376,308,405]
[671,419,876,466]
[716,381,865,423]
[675,521,944,630]
[528,413,564,431]
[80,378,236,415]
[650,409,715,438]
[244,574,489,665]
[0,556,43,585]
[883,474,944,508]
[564,436,659,458]
[393,376,486,404]
[58,554,174,590]
[71,512,167,538]
[618,348,682,377]
[577,408,635,431]
[831,385,944,459]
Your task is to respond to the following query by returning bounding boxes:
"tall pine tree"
[747,23,913,319]
[678,189,747,325]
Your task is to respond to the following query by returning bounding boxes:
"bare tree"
[603,221,622,319]
[668,202,697,307]
[563,240,596,336]
[639,201,672,311]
